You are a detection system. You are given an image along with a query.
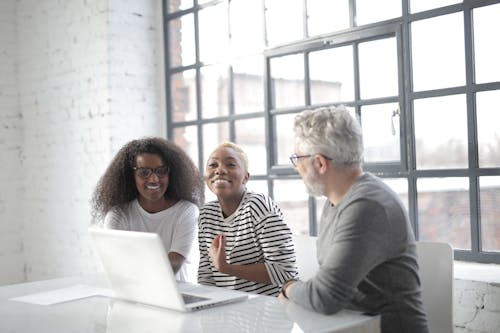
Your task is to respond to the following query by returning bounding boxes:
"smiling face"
[134,153,169,211]
[205,147,249,201]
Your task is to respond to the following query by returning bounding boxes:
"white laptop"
[105,299,202,333]
[89,228,248,312]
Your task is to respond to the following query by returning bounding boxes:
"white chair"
[416,241,454,333]
[292,234,319,280]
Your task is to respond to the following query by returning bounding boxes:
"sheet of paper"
[9,284,114,305]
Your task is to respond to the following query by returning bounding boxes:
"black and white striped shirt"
[197,191,298,296]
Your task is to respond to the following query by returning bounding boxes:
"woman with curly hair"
[91,137,204,281]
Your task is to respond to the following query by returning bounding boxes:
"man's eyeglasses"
[289,154,312,167]
[133,166,169,179]
[289,153,334,167]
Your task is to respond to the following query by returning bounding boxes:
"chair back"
[292,234,319,281]
[416,241,454,333]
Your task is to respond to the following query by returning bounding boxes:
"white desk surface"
[0,277,380,333]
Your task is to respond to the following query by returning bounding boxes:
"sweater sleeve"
[287,200,389,314]
[197,217,216,286]
[257,212,299,286]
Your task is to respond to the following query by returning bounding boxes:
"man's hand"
[209,234,228,273]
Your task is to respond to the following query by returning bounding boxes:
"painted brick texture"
[0,0,24,285]
[0,0,165,284]
[455,279,500,333]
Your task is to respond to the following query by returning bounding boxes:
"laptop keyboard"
[182,293,210,304]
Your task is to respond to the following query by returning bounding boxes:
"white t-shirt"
[104,199,199,282]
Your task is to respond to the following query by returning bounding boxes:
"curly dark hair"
[91,137,204,222]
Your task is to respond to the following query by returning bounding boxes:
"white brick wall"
[18,0,111,281]
[107,0,166,151]
[0,0,24,285]
[0,0,165,284]
[455,279,500,333]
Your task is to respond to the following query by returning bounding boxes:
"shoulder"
[104,202,134,229]
[349,173,394,199]
[242,191,282,218]
[107,201,134,218]
[175,200,199,213]
[170,200,199,223]
[200,200,220,212]
[348,173,406,213]
[198,201,222,231]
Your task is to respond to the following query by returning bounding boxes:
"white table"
[0,277,380,333]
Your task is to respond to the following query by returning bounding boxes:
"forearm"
[168,252,185,274]
[219,262,271,284]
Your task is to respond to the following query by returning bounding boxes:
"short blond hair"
[213,141,249,172]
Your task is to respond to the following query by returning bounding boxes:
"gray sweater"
[288,173,429,333]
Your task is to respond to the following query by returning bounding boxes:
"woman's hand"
[208,233,272,283]
[209,234,228,273]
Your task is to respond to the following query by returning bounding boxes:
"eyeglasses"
[133,166,169,179]
[289,153,334,167]
[289,154,312,167]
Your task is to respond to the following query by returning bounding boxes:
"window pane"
[356,0,401,26]
[417,177,471,250]
[359,37,398,99]
[247,180,269,197]
[315,196,327,233]
[361,103,401,163]
[477,90,500,167]
[473,4,500,84]
[168,0,193,13]
[410,0,460,14]
[202,122,230,164]
[414,95,468,169]
[270,54,305,109]
[171,70,197,122]
[273,179,310,235]
[173,126,198,166]
[169,14,195,67]
[479,176,500,252]
[411,13,465,91]
[309,46,354,104]
[274,113,296,165]
[198,3,229,64]
[200,64,229,119]
[307,0,349,37]
[229,0,264,56]
[233,56,264,114]
[265,0,303,47]
[235,118,267,175]
[204,184,217,203]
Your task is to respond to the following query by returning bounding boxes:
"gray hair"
[293,106,364,169]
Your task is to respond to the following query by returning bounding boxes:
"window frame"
[163,0,500,264]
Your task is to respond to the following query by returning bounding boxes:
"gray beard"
[303,169,326,197]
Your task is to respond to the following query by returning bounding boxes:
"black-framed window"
[164,0,500,264]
